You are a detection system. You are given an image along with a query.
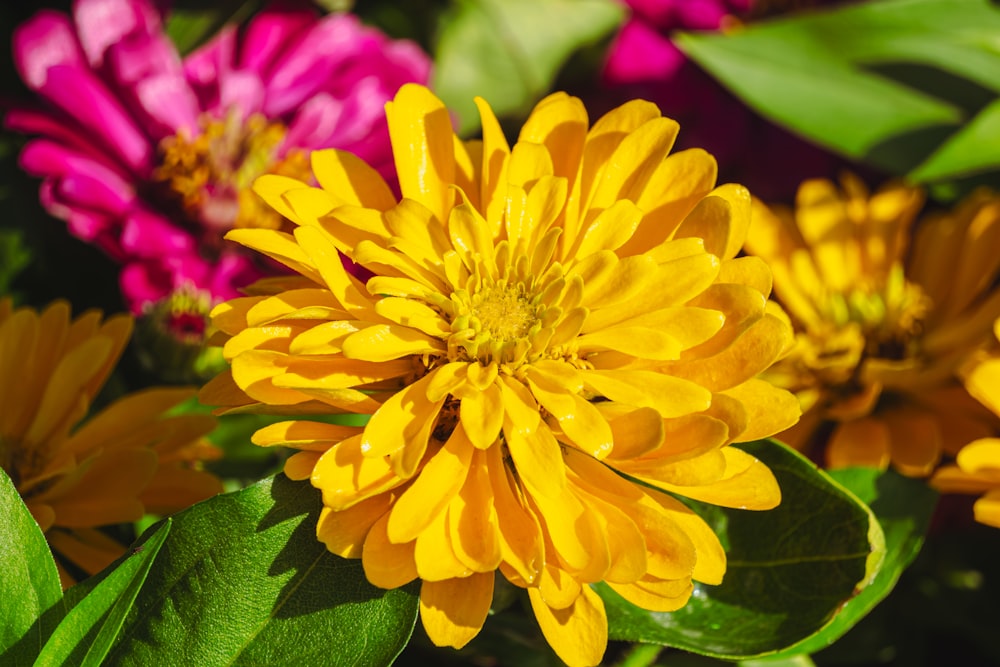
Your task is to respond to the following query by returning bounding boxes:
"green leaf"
[34,521,171,667]
[164,0,262,55]
[0,466,63,664]
[676,0,1000,174]
[909,98,1000,181]
[601,439,884,659]
[103,474,418,666]
[766,467,937,658]
[433,0,624,135]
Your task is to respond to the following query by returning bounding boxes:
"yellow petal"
[316,494,392,558]
[388,425,473,543]
[722,379,802,442]
[582,370,712,418]
[225,228,322,284]
[656,447,781,510]
[827,418,892,470]
[46,449,158,527]
[311,148,396,210]
[385,83,455,224]
[420,573,494,649]
[674,195,732,258]
[449,449,502,571]
[362,374,443,478]
[606,577,693,612]
[528,585,607,667]
[312,435,401,509]
[486,443,544,584]
[251,174,313,223]
[415,505,473,581]
[974,489,1000,528]
[459,381,504,449]
[362,512,418,588]
[252,420,361,451]
[525,372,612,459]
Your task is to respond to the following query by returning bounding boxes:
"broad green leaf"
[910,98,1000,181]
[103,474,418,666]
[601,440,884,659]
[433,0,624,135]
[34,521,171,667]
[675,0,1000,174]
[766,467,936,658]
[0,467,63,664]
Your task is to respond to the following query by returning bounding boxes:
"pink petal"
[73,0,163,68]
[38,64,153,173]
[282,92,344,151]
[135,72,201,137]
[13,11,87,90]
[120,208,196,257]
[107,31,184,87]
[121,260,173,311]
[603,18,686,85]
[237,6,316,74]
[5,108,126,171]
[262,13,372,117]
[217,70,266,118]
[185,24,236,88]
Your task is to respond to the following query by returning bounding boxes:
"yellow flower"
[202,84,799,666]
[932,318,1000,527]
[0,298,222,586]
[747,178,1000,476]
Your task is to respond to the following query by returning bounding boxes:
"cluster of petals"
[7,0,430,312]
[202,83,799,665]
[748,177,1000,477]
[0,298,221,586]
[932,319,1000,528]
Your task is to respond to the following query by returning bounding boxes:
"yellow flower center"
[154,110,311,234]
[448,282,545,366]
[786,263,933,419]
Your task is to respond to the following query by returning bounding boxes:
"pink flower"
[598,0,842,200]
[7,0,431,312]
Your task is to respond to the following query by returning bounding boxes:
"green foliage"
[165,0,263,55]
[601,440,885,659]
[102,474,418,666]
[35,521,171,667]
[678,0,1000,184]
[432,0,624,135]
[768,468,937,658]
[0,468,63,665]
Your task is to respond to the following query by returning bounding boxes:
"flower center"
[154,110,311,234]
[783,265,933,419]
[447,282,545,366]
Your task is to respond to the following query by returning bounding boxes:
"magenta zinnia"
[7,0,430,313]
[201,84,800,666]
[0,298,221,586]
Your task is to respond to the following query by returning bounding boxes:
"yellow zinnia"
[0,298,222,586]
[201,83,799,666]
[748,177,1000,476]
[932,318,1000,527]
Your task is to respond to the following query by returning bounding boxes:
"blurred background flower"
[5,0,430,380]
[0,298,220,586]
[748,177,1000,476]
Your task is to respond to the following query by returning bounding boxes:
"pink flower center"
[154,110,311,234]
